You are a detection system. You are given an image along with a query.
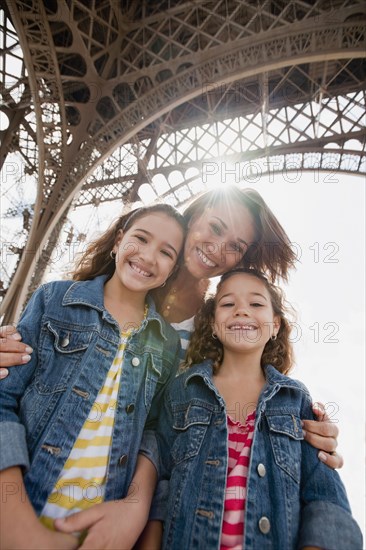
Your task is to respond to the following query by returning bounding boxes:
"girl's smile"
[226,322,258,330]
[128,260,153,278]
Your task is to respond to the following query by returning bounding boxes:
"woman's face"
[184,201,255,279]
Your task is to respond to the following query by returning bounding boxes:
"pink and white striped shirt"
[220,410,256,550]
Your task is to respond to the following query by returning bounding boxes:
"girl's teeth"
[131,263,150,277]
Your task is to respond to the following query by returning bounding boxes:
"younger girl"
[0,204,186,550]
[156,268,362,549]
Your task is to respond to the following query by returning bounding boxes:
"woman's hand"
[0,325,33,378]
[303,402,344,470]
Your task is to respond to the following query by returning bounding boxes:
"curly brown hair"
[185,268,294,374]
[183,187,297,282]
[72,204,187,281]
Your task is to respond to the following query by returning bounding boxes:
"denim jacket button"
[118,454,128,466]
[131,357,140,367]
[258,516,271,534]
[60,336,70,347]
[126,404,135,414]
[257,463,266,477]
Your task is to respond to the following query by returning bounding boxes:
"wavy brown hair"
[72,204,187,281]
[183,187,297,282]
[185,268,294,374]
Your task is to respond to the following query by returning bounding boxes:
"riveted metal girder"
[1,0,365,321]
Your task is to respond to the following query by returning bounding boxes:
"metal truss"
[76,82,365,208]
[1,0,366,322]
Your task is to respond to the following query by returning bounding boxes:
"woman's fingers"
[303,427,344,469]
[0,326,33,374]
[0,325,21,339]
[302,401,343,470]
[302,428,337,453]
[302,417,339,440]
[318,450,344,470]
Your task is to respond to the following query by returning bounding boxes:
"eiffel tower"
[1,0,365,322]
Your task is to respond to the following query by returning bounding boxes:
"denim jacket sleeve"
[138,332,181,520]
[0,285,47,472]
[143,375,178,521]
[155,376,177,480]
[139,331,181,471]
[297,384,363,549]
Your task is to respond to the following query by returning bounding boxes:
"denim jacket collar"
[183,359,303,402]
[183,360,222,401]
[62,274,168,340]
[184,359,213,385]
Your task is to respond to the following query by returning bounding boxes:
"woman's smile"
[196,247,217,268]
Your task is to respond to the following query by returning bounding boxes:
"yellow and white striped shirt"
[40,329,134,529]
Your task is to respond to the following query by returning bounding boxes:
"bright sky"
[248,173,365,538]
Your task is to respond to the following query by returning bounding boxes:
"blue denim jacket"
[157,360,362,549]
[0,275,181,515]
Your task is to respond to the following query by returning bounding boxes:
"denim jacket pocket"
[35,320,94,393]
[171,401,212,464]
[266,413,303,483]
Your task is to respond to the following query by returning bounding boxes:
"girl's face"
[213,273,280,356]
[184,202,255,279]
[112,212,184,294]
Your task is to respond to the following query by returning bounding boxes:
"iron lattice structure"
[0,0,365,322]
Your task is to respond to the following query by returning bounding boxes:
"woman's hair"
[72,204,187,281]
[183,187,296,282]
[185,268,294,374]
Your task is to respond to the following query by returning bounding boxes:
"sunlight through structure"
[1,1,365,321]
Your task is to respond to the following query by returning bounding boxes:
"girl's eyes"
[161,249,174,260]
[133,234,174,260]
[135,234,147,243]
[219,301,264,308]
